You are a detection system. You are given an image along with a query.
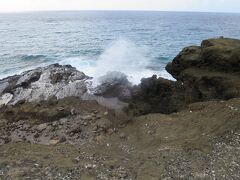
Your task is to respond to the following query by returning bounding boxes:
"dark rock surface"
[131,38,240,114]
[92,71,132,102]
[130,75,185,114]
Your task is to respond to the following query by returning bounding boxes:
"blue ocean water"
[0,11,240,83]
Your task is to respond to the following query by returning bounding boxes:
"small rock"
[49,139,60,145]
[96,118,112,131]
[34,133,40,138]
[95,114,102,120]
[93,110,98,114]
[59,118,68,124]
[93,126,98,131]
[73,157,80,164]
[70,126,82,134]
[59,135,67,143]
[57,107,65,111]
[0,138,5,145]
[81,115,92,121]
[104,111,108,116]
[84,164,96,169]
[3,136,11,144]
[71,108,77,115]
[37,123,47,132]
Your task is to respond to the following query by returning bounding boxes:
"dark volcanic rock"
[166,37,240,102]
[93,71,132,102]
[131,38,240,114]
[131,75,185,114]
[166,38,240,80]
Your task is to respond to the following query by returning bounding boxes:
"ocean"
[0,11,240,84]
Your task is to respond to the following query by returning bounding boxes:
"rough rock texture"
[92,71,132,102]
[166,37,240,101]
[131,38,240,114]
[130,75,185,114]
[0,64,89,106]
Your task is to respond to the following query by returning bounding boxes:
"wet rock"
[131,75,185,114]
[131,38,240,115]
[165,38,240,101]
[93,71,132,102]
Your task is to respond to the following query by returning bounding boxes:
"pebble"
[59,135,67,143]
[34,133,40,138]
[49,139,60,145]
[81,115,92,121]
[37,123,47,132]
[57,107,65,111]
[71,108,77,115]
[103,111,108,116]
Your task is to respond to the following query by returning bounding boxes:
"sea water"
[0,11,240,84]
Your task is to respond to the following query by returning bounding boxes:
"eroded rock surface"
[92,71,132,102]
[131,38,240,114]
[0,64,89,106]
[166,37,240,101]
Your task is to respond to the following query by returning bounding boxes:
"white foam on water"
[59,39,174,86]
[92,39,150,85]
[59,56,96,77]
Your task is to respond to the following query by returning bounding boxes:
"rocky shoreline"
[0,37,240,179]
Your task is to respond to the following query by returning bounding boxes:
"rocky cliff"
[131,37,240,114]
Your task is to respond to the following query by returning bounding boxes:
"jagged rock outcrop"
[1,38,239,115]
[131,38,240,114]
[92,71,132,102]
[166,37,240,101]
[130,75,185,114]
[0,64,90,106]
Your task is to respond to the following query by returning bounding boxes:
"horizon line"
[0,9,239,15]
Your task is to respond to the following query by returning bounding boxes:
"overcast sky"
[0,0,239,13]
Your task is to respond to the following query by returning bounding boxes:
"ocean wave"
[59,39,174,85]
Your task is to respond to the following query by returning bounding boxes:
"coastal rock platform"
[0,38,240,179]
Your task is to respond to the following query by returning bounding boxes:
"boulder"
[93,71,132,102]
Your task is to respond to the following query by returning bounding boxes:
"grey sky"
[0,0,239,13]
